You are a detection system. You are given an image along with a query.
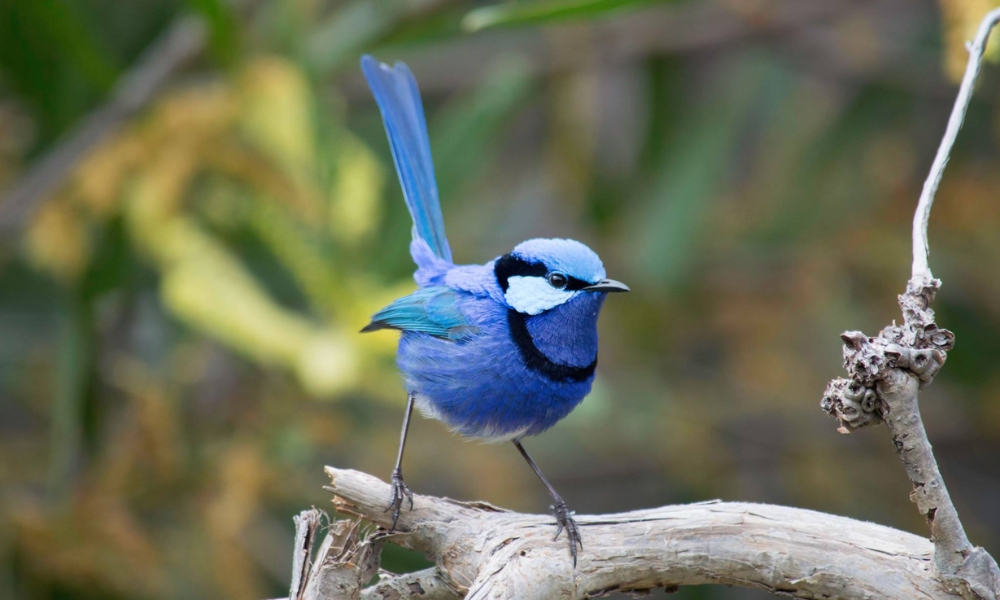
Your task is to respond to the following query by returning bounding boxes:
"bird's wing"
[361,287,476,341]
[361,55,452,264]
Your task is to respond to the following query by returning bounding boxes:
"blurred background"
[1,0,999,598]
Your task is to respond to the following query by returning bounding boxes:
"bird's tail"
[361,55,453,271]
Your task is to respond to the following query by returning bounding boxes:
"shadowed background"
[1,0,999,598]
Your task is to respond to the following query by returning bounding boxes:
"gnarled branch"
[295,467,948,599]
[821,8,1000,600]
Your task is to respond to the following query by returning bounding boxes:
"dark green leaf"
[461,0,675,32]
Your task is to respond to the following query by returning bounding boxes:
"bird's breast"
[507,310,596,383]
[394,291,604,439]
[516,292,604,379]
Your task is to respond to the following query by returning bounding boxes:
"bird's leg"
[512,439,582,566]
[385,393,415,531]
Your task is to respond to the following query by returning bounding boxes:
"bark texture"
[314,467,950,599]
[819,9,1000,598]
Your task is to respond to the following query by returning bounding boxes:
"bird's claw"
[385,469,413,531]
[551,500,583,566]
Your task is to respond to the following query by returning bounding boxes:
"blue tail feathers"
[361,55,452,264]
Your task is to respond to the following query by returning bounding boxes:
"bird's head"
[493,238,629,315]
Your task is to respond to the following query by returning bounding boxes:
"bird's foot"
[384,468,413,531]
[551,500,583,566]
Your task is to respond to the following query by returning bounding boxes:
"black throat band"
[506,310,596,383]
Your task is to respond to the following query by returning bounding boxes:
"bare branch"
[880,368,969,568]
[319,466,951,600]
[360,568,459,600]
[828,332,1000,598]
[911,8,1000,284]
[290,510,323,600]
[823,9,1000,599]
[287,508,383,600]
[281,510,459,600]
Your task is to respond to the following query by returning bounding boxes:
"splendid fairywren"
[360,55,628,565]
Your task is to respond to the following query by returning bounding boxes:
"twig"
[822,8,1000,599]
[911,8,1000,285]
[0,16,206,236]
[315,466,951,599]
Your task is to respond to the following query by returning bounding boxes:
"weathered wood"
[287,510,383,600]
[820,9,1000,599]
[360,568,458,600]
[324,466,949,599]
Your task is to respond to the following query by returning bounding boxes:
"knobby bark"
[282,468,947,600]
[820,8,1000,599]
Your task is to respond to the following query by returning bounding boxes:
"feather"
[361,55,452,263]
[362,287,476,341]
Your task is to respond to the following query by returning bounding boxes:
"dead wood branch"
[822,8,1000,600]
[289,467,949,599]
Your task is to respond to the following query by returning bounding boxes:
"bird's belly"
[397,330,594,440]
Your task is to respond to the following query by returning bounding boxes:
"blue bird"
[360,55,628,565]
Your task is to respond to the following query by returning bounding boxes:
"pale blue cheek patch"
[504,276,577,315]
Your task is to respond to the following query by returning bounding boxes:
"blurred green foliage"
[1,0,1000,599]
[461,0,672,32]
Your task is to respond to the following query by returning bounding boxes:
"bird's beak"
[583,278,630,293]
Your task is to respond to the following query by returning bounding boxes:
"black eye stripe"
[494,254,547,292]
[494,254,596,292]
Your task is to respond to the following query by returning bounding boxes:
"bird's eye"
[547,273,568,289]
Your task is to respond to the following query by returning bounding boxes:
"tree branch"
[360,568,458,600]
[912,8,1000,284]
[879,367,970,570]
[287,509,384,600]
[302,467,949,600]
[822,8,1000,600]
